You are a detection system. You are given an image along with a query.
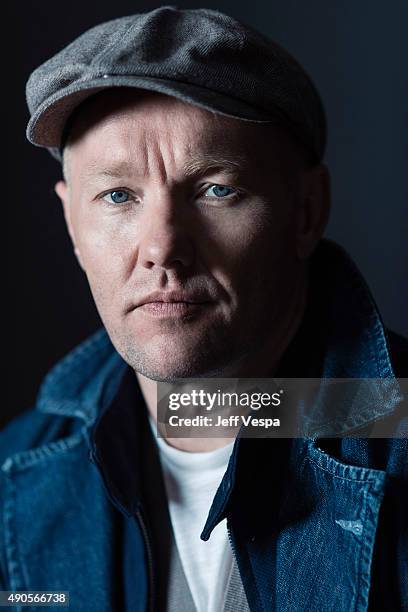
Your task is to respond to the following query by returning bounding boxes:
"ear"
[54,180,85,270]
[295,164,331,260]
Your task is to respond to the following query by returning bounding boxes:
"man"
[1,7,407,612]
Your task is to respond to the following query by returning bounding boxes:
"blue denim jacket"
[1,240,407,612]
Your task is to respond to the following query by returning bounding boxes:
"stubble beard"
[114,320,253,382]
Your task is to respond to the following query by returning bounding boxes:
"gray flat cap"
[26,6,327,163]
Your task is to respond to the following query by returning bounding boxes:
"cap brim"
[27,75,277,152]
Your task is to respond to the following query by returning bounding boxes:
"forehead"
[64,89,292,176]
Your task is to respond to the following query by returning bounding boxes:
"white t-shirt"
[148,415,235,612]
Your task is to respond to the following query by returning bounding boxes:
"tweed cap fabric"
[25,6,327,163]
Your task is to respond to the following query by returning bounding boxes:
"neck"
[137,274,308,452]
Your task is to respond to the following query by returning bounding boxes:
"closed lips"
[137,291,213,306]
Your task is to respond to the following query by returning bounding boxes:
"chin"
[121,343,232,381]
[129,359,206,381]
[110,320,241,380]
[136,367,197,383]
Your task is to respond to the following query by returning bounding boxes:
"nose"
[138,194,195,271]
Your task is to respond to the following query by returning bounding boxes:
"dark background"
[5,0,407,428]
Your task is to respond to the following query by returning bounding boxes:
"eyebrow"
[80,163,133,180]
[81,154,249,181]
[183,154,248,177]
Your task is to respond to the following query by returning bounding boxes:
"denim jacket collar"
[36,327,127,425]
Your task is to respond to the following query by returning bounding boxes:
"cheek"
[72,208,139,300]
[204,202,298,296]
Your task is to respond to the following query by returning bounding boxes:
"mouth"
[130,289,215,318]
[137,300,213,317]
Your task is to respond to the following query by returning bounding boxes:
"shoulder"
[0,408,77,470]
[0,327,124,471]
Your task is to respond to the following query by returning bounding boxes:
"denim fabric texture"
[0,239,407,612]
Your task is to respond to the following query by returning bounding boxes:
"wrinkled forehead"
[63,88,297,179]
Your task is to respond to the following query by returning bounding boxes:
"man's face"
[58,89,310,380]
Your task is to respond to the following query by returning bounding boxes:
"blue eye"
[103,190,130,204]
[204,184,236,198]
